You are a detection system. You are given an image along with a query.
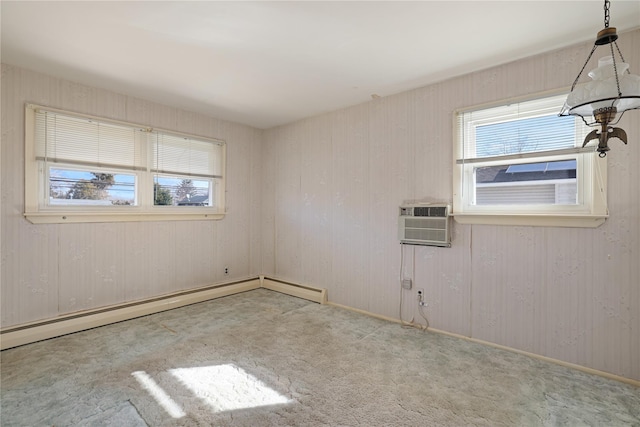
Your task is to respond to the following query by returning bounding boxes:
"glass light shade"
[561,56,640,117]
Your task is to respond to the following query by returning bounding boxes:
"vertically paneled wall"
[2,31,638,382]
[262,30,640,380]
[0,64,263,327]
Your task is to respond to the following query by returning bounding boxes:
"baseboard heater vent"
[260,276,328,304]
[1,277,329,350]
[0,278,261,350]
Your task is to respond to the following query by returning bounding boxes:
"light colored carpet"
[1,289,638,426]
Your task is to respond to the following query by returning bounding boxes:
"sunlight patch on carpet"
[169,364,291,413]
[132,371,186,419]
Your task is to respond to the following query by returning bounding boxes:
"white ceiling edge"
[1,1,639,129]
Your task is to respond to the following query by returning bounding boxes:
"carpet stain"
[159,323,177,334]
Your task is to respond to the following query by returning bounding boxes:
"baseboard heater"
[0,279,262,350]
[260,276,328,304]
[1,276,328,351]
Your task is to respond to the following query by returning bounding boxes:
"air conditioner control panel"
[400,205,448,218]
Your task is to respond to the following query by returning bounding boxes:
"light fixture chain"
[570,45,598,91]
[610,43,622,98]
[613,42,628,72]
[604,0,610,28]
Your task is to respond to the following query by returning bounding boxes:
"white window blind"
[151,133,223,179]
[25,104,227,223]
[458,94,592,163]
[34,109,146,171]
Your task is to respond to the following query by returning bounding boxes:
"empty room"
[1,1,639,426]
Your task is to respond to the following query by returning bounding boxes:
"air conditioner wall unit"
[398,204,451,247]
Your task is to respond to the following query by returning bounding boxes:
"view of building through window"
[474,159,577,205]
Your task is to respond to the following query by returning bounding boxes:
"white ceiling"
[2,1,639,129]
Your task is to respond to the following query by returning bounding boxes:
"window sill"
[24,211,225,224]
[451,213,607,228]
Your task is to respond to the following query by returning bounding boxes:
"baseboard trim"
[5,279,634,388]
[326,301,400,324]
[260,276,328,304]
[326,301,640,388]
[436,327,640,388]
[0,278,261,350]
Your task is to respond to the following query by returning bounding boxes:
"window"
[453,93,607,227]
[25,105,226,223]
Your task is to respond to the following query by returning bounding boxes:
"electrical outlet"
[417,289,428,307]
[224,267,229,275]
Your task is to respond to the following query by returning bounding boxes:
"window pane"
[475,160,577,205]
[475,114,576,158]
[153,176,212,207]
[49,168,136,206]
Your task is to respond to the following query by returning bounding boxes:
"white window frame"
[452,92,608,228]
[25,104,226,224]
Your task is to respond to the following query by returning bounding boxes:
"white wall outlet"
[224,267,229,275]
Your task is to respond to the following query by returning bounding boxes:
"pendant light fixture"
[559,0,640,157]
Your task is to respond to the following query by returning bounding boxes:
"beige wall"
[262,29,640,380]
[0,64,263,327]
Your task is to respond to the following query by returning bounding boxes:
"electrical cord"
[398,243,411,327]
[418,301,430,329]
[398,243,428,331]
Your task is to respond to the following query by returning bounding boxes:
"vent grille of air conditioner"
[398,204,451,247]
